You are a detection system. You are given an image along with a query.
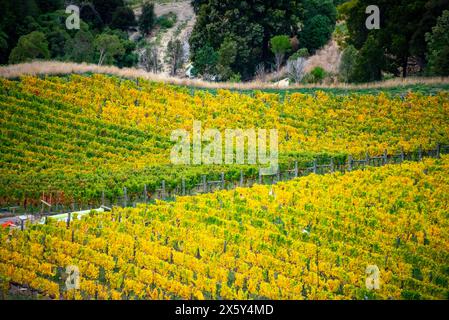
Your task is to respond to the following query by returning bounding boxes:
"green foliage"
[94,34,125,66]
[217,38,238,81]
[426,10,449,76]
[193,44,218,76]
[139,2,156,35]
[270,35,292,54]
[351,35,385,83]
[300,15,334,53]
[189,1,304,79]
[300,0,336,53]
[111,6,137,31]
[157,12,177,29]
[65,30,95,63]
[346,0,449,78]
[8,31,50,63]
[165,38,184,76]
[310,66,327,83]
[339,45,358,82]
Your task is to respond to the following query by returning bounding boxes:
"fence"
[2,143,448,219]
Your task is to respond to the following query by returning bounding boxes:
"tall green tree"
[139,2,156,35]
[270,35,292,71]
[426,10,449,76]
[94,33,125,66]
[8,31,50,63]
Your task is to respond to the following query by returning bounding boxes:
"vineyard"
[1,74,449,207]
[1,156,448,300]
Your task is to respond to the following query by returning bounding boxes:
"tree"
[300,15,334,53]
[94,34,125,66]
[165,38,184,76]
[287,56,307,83]
[270,35,292,72]
[139,2,156,35]
[346,0,449,78]
[141,43,161,73]
[9,31,50,63]
[339,45,358,82]
[47,29,70,59]
[189,1,304,79]
[426,10,449,76]
[351,35,385,83]
[217,38,238,80]
[192,43,218,77]
[111,6,136,30]
[300,0,337,53]
[65,30,95,63]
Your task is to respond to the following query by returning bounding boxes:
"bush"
[426,10,449,76]
[311,66,326,83]
[157,12,177,29]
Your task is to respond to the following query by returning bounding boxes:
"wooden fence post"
[203,175,207,193]
[383,150,388,165]
[221,172,225,190]
[123,187,127,207]
[365,151,370,167]
[313,159,318,174]
[277,169,281,182]
[400,147,405,162]
[144,184,148,203]
[20,219,24,231]
[239,171,244,187]
[330,158,334,173]
[259,169,262,184]
[182,179,186,196]
[418,145,423,161]
[347,155,353,172]
[101,190,105,206]
[436,143,441,158]
[161,180,166,200]
[294,161,298,178]
[67,212,71,228]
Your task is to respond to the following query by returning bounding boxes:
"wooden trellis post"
[294,161,299,178]
[383,150,388,165]
[330,158,334,173]
[258,169,262,184]
[182,179,186,196]
[221,172,225,190]
[67,212,71,228]
[347,155,353,172]
[418,145,423,161]
[313,159,318,174]
[365,151,370,167]
[144,185,148,203]
[202,175,207,193]
[123,187,127,207]
[161,180,166,200]
[101,190,105,207]
[400,147,405,162]
[436,143,441,158]
[239,171,244,187]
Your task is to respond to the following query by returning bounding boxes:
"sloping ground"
[304,40,342,74]
[1,74,449,205]
[1,157,448,299]
[134,1,195,75]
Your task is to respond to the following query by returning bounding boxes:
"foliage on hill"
[1,156,449,299]
[0,74,448,205]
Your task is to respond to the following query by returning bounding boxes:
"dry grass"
[1,60,449,90]
[304,40,342,74]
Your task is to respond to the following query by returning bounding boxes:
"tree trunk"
[402,56,408,78]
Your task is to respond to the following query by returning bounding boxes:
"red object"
[1,221,15,228]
